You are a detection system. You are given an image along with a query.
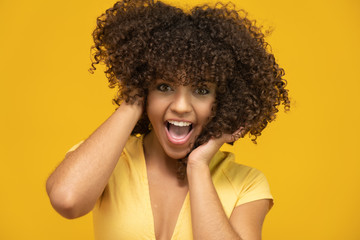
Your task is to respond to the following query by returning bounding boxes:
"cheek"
[146,95,163,122]
[197,100,215,122]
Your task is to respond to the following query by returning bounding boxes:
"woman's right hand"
[46,99,143,219]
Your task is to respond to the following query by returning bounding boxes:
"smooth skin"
[46,81,271,240]
[46,101,143,219]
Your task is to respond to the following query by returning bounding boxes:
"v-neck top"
[69,135,273,240]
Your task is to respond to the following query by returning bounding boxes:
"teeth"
[168,120,191,127]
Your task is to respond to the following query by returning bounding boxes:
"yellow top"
[70,135,273,240]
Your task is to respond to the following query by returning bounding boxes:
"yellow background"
[1,0,359,239]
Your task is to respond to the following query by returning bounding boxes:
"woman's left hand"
[187,128,243,168]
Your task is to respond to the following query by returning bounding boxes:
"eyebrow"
[154,78,216,88]
[192,81,216,87]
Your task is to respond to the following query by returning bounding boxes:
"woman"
[46,0,290,239]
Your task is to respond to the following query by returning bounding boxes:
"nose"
[170,87,192,115]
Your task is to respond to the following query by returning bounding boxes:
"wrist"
[186,160,210,178]
[117,101,143,120]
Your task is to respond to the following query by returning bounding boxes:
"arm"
[46,102,142,219]
[229,199,272,240]
[187,133,271,240]
[187,162,241,240]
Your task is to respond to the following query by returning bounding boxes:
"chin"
[163,146,191,160]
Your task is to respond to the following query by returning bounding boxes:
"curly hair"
[90,0,290,148]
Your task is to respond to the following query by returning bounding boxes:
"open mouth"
[165,120,193,144]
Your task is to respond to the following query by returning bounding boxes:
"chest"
[93,172,192,240]
[147,172,189,240]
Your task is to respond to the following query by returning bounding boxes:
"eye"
[195,87,210,95]
[156,83,172,92]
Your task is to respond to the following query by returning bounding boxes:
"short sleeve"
[235,168,274,208]
[66,140,85,153]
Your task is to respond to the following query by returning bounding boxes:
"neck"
[143,131,180,177]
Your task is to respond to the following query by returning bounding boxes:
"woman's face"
[146,80,216,160]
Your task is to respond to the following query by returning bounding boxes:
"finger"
[215,133,236,145]
[204,136,227,150]
[207,127,244,146]
[221,127,244,144]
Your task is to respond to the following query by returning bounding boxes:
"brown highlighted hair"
[90,0,290,146]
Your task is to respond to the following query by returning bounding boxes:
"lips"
[165,120,193,145]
